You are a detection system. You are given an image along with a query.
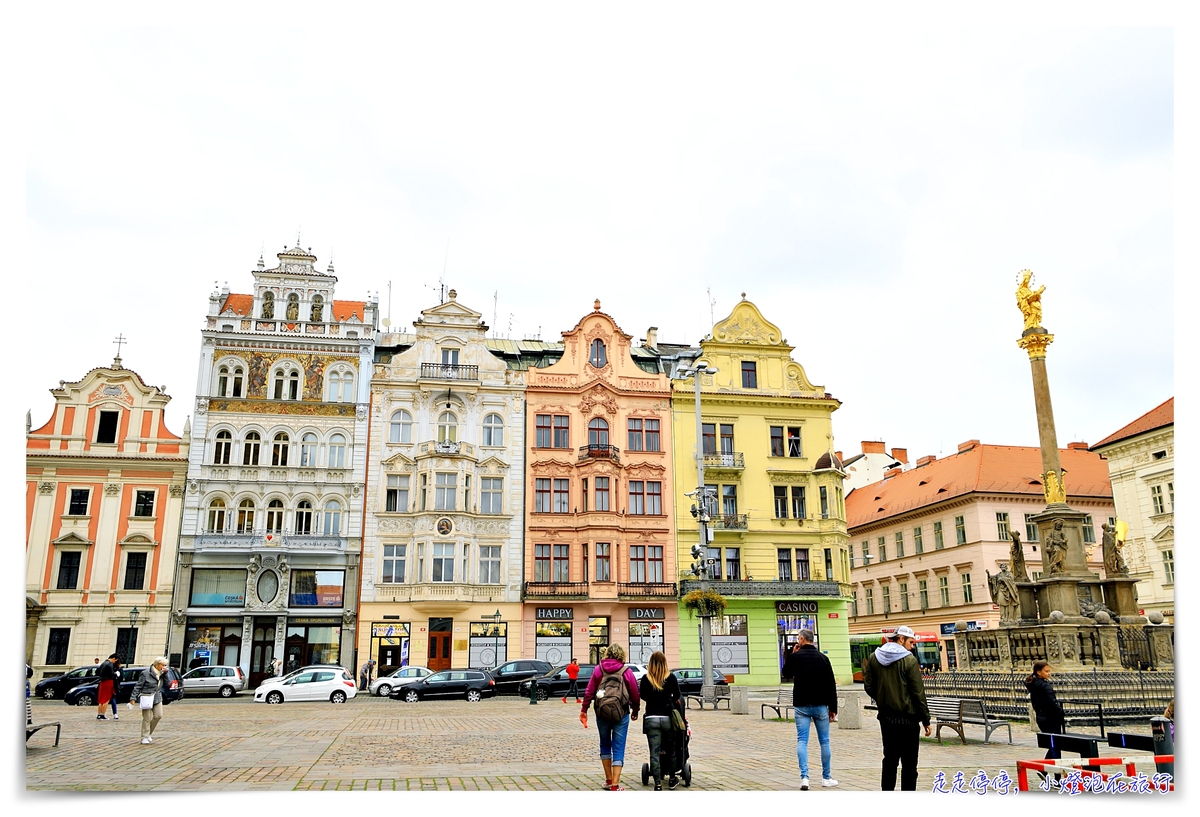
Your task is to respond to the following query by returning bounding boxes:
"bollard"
[730,685,749,715]
[529,678,538,705]
[837,690,862,730]
[1150,716,1173,777]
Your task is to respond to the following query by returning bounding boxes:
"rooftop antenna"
[440,238,449,303]
[707,287,716,327]
[508,312,514,339]
[493,290,498,336]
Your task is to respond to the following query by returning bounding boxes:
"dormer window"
[589,339,607,368]
[261,291,275,319]
[310,294,324,323]
[96,410,119,444]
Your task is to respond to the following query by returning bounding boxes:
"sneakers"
[821,778,839,788]
[609,785,626,791]
[141,738,151,745]
[97,715,108,720]
[147,736,154,743]
[800,777,810,790]
[113,714,119,720]
[668,777,679,790]
[654,783,662,791]
[576,698,582,703]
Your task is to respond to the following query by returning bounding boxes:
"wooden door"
[428,633,452,671]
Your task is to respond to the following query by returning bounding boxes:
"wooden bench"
[761,687,794,720]
[929,697,966,743]
[25,697,61,748]
[929,697,1012,745]
[685,684,731,710]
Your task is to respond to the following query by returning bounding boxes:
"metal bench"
[929,697,967,744]
[685,684,731,710]
[960,698,1012,745]
[761,687,794,720]
[1037,731,1102,771]
[25,696,61,748]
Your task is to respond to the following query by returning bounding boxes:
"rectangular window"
[432,544,455,583]
[1168,482,1174,510]
[861,540,870,562]
[1151,485,1164,515]
[777,548,792,581]
[939,576,950,606]
[913,527,923,554]
[882,585,891,613]
[133,490,155,518]
[1025,514,1039,542]
[581,478,588,512]
[900,582,910,612]
[701,423,716,455]
[288,569,345,605]
[481,477,503,514]
[434,473,457,511]
[865,587,874,615]
[955,515,966,545]
[919,579,929,609]
[115,627,138,664]
[385,475,410,512]
[644,419,661,451]
[895,531,905,558]
[1082,514,1095,543]
[791,486,807,520]
[123,552,147,590]
[46,628,71,665]
[629,545,646,583]
[68,488,89,516]
[722,485,738,516]
[773,486,788,518]
[627,418,643,451]
[741,360,757,388]
[825,547,834,581]
[594,477,610,511]
[769,426,784,457]
[96,410,119,444]
[720,424,734,454]
[1163,550,1174,583]
[582,544,589,583]
[646,481,662,515]
[878,536,887,563]
[648,545,664,583]
[552,545,570,582]
[535,478,552,513]
[725,547,740,581]
[534,544,551,582]
[595,542,611,582]
[57,551,81,590]
[552,479,570,513]
[628,481,646,515]
[707,547,723,580]
[961,572,974,604]
[996,512,1011,540]
[852,590,859,617]
[190,568,247,606]
[820,486,829,518]
[535,415,552,448]
[382,544,407,583]
[552,415,570,448]
[934,520,945,549]
[703,483,719,516]
[787,426,802,457]
[796,549,810,581]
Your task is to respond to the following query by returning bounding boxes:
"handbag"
[139,694,155,710]
[670,708,686,732]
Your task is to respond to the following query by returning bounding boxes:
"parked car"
[181,665,246,697]
[479,660,553,695]
[518,664,597,700]
[671,668,729,695]
[64,667,185,706]
[35,665,102,700]
[627,663,648,682]
[254,667,357,704]
[390,669,496,702]
[370,665,433,697]
[256,664,346,689]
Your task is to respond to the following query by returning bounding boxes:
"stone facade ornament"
[342,609,356,626]
[105,483,121,496]
[168,484,184,498]
[188,479,200,493]
[196,398,209,414]
[39,482,54,494]
[171,609,187,626]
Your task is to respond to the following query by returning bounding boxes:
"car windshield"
[427,672,450,682]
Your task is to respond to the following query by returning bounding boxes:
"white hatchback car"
[254,667,357,704]
[627,663,648,681]
[370,665,433,697]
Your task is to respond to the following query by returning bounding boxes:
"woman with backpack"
[637,651,685,790]
[580,644,641,791]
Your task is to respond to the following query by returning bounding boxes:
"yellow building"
[671,297,852,684]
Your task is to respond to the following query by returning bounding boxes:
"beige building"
[26,356,189,681]
[1090,397,1174,622]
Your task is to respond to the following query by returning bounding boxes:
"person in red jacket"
[564,658,582,704]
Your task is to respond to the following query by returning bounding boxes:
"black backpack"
[593,666,630,722]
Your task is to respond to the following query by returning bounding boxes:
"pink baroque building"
[523,300,678,668]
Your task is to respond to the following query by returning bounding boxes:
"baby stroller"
[641,718,692,787]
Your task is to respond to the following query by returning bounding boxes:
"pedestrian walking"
[580,643,641,791]
[563,657,582,703]
[96,653,118,720]
[637,651,684,790]
[862,625,931,791]
[359,659,376,690]
[109,658,123,720]
[781,628,838,789]
[127,657,169,745]
[270,656,282,677]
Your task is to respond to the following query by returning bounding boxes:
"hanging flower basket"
[682,588,727,618]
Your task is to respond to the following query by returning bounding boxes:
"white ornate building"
[168,244,377,687]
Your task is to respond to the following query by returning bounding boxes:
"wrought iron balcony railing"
[711,513,748,530]
[420,362,479,381]
[617,582,678,598]
[679,579,845,597]
[578,444,620,463]
[702,451,744,469]
[523,581,590,598]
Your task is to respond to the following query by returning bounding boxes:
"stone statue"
[1009,530,1030,582]
[311,297,323,323]
[1079,597,1115,621]
[1044,519,1068,576]
[987,564,1020,622]
[286,295,299,321]
[261,292,274,319]
[1015,269,1045,331]
[1101,522,1128,577]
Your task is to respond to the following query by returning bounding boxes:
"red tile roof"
[220,294,253,316]
[1091,397,1174,450]
[846,443,1113,530]
[332,300,365,322]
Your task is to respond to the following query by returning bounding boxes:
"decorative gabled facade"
[26,357,188,680]
[359,291,527,674]
[169,245,376,687]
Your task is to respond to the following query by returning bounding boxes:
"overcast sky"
[19,9,1179,466]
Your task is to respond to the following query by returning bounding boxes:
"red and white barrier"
[1016,756,1175,793]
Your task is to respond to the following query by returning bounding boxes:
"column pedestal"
[1100,578,1146,624]
[1016,582,1040,623]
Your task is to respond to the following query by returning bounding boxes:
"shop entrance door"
[588,617,610,664]
[248,618,277,688]
[428,618,453,671]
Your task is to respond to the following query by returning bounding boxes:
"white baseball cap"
[893,625,917,639]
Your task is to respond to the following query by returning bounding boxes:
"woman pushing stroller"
[638,651,686,790]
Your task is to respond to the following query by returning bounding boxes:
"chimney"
[916,454,937,467]
[890,447,908,465]
[1067,442,1089,450]
[957,439,980,453]
[645,327,658,348]
[862,440,887,455]
[884,466,903,479]
[835,450,844,462]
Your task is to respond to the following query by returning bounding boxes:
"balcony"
[702,451,744,470]
[711,513,748,530]
[579,444,620,463]
[617,582,678,599]
[523,581,590,599]
[379,583,505,603]
[420,362,479,381]
[680,579,846,598]
[192,533,348,551]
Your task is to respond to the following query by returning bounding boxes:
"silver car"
[370,665,433,697]
[181,665,246,697]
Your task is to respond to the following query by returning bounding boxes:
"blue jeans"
[794,705,832,780]
[597,714,631,766]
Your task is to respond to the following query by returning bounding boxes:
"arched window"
[588,417,609,447]
[328,433,346,468]
[324,500,342,535]
[389,410,412,444]
[300,433,318,467]
[273,366,301,400]
[217,366,229,397]
[272,432,289,466]
[273,370,285,400]
[589,339,607,368]
[310,294,324,323]
[214,430,232,464]
[231,367,243,398]
[261,291,275,319]
[236,499,255,533]
[438,411,458,444]
[242,431,261,466]
[295,500,313,534]
[328,372,341,402]
[288,370,300,400]
[206,498,227,532]
[483,413,504,446]
[266,499,285,533]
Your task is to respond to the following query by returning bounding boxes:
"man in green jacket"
[862,625,932,790]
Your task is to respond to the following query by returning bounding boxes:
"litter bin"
[837,689,862,729]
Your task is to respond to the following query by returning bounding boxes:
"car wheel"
[219,685,235,698]
[404,689,419,703]
[330,690,347,704]
[76,692,95,707]
[266,691,283,705]
[536,686,549,701]
[377,684,391,697]
[41,687,56,700]
[466,689,482,702]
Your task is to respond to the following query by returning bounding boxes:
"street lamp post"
[127,606,139,665]
[679,361,718,704]
[490,609,502,671]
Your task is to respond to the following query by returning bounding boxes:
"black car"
[518,664,597,700]
[62,667,185,707]
[34,665,102,700]
[477,660,553,695]
[671,668,729,695]
[390,669,496,702]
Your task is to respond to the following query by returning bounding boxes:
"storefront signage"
[938,620,988,635]
[188,617,242,624]
[775,601,819,614]
[536,607,573,620]
[372,623,410,638]
[629,607,664,620]
[288,617,342,625]
[827,613,839,618]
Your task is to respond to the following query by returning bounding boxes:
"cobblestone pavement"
[25,693,1154,793]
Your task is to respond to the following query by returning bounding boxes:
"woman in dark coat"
[1026,660,1065,759]
[637,651,686,790]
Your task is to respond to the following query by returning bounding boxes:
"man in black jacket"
[781,629,838,789]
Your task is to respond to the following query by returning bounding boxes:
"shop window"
[289,570,345,606]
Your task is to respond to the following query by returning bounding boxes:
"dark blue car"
[62,666,185,706]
